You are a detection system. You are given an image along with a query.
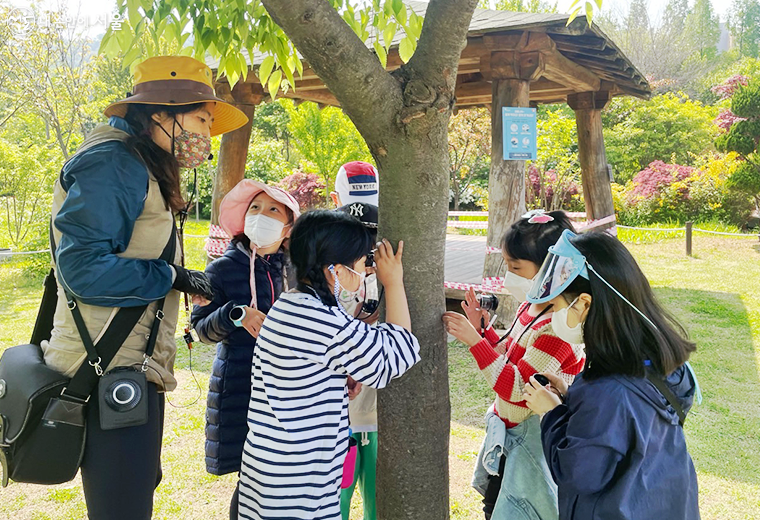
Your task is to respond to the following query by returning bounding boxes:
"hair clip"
[522,209,554,224]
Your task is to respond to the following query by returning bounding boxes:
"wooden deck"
[444,233,489,300]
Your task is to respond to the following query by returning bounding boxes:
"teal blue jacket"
[54,116,174,307]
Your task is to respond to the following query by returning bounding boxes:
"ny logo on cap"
[348,203,365,218]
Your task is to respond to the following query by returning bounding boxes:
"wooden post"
[686,221,693,256]
[568,91,614,228]
[481,42,543,283]
[210,81,264,226]
[211,103,256,225]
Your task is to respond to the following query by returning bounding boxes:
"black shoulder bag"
[0,227,175,487]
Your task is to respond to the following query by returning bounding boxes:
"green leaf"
[585,2,594,23]
[395,5,407,26]
[281,59,295,90]
[259,56,275,85]
[399,36,414,63]
[267,69,282,100]
[566,10,580,26]
[128,3,142,30]
[594,0,602,8]
[392,0,404,17]
[373,41,388,68]
[383,21,396,50]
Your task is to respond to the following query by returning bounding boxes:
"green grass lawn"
[0,226,759,519]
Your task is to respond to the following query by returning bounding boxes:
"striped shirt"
[237,291,420,520]
[470,303,585,428]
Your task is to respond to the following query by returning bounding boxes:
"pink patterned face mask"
[157,118,212,169]
[173,125,211,169]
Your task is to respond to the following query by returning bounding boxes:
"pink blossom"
[277,171,326,210]
[714,108,747,132]
[630,161,694,199]
[711,75,749,100]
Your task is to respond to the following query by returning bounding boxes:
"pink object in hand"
[341,436,358,489]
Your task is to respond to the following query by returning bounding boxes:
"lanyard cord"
[496,304,553,348]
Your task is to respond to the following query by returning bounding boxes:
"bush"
[613,156,753,226]
[525,164,584,212]
[277,172,326,211]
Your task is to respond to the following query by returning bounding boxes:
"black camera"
[476,293,499,312]
[98,369,148,430]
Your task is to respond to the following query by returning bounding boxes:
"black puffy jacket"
[191,241,288,475]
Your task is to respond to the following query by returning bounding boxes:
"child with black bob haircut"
[235,210,421,520]
[523,230,700,520]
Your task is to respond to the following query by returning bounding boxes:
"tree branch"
[405,0,479,88]
[261,0,402,140]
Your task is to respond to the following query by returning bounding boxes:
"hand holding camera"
[523,372,567,415]
[461,287,498,330]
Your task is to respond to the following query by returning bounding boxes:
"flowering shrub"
[629,161,694,198]
[277,171,326,210]
[614,156,753,225]
[711,75,749,100]
[714,108,747,132]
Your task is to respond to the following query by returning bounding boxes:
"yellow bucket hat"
[104,56,249,137]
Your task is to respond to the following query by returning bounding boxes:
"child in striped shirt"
[443,210,583,520]
[235,210,420,520]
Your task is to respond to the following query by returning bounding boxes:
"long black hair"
[289,210,373,306]
[503,211,575,266]
[122,103,205,212]
[568,232,696,379]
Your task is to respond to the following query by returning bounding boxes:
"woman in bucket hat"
[41,56,248,519]
[190,180,300,518]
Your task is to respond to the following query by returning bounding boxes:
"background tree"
[448,108,490,210]
[716,78,760,206]
[730,0,760,59]
[104,1,480,517]
[686,0,720,61]
[284,100,373,201]
[603,92,718,181]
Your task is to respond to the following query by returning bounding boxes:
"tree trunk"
[375,116,450,520]
[258,1,479,517]
[211,104,255,225]
[483,78,529,279]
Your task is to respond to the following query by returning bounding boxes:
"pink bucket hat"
[219,179,301,238]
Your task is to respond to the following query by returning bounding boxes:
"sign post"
[502,107,537,161]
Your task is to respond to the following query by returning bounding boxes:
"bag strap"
[49,220,176,401]
[645,370,687,427]
[29,268,59,346]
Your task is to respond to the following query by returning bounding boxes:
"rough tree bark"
[260,0,479,517]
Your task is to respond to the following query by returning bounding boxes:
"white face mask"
[502,271,535,302]
[551,297,584,344]
[331,265,366,316]
[244,214,286,248]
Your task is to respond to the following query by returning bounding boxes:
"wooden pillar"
[481,43,543,281]
[567,91,614,226]
[210,81,264,225]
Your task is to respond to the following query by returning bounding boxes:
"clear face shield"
[526,229,659,331]
[526,230,589,304]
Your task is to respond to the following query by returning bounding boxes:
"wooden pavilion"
[209,1,651,280]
